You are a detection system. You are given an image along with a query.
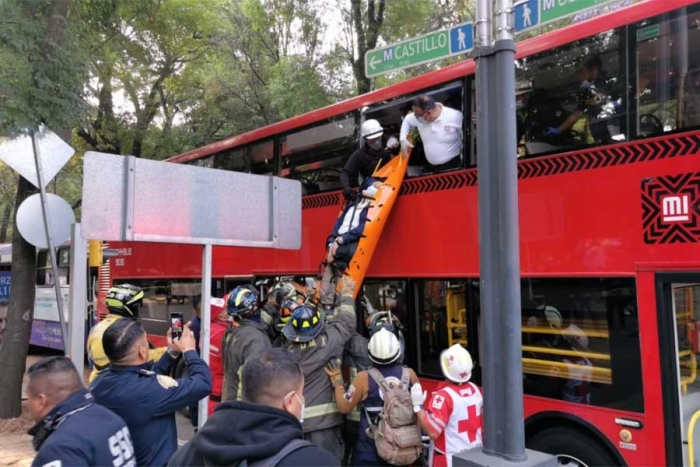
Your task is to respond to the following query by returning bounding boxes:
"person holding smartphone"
[91,318,212,467]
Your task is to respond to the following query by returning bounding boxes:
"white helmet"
[564,324,589,350]
[538,305,562,329]
[361,119,384,140]
[440,344,473,384]
[368,328,401,365]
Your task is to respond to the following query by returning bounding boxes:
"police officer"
[87,284,165,382]
[222,285,271,401]
[91,317,211,467]
[282,276,357,462]
[27,356,135,467]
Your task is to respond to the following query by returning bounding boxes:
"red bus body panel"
[110,130,700,466]
[105,2,700,463]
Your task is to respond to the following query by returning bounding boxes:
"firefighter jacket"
[221,318,271,401]
[342,333,371,423]
[284,295,356,433]
[87,314,165,382]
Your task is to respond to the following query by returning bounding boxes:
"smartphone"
[170,312,184,340]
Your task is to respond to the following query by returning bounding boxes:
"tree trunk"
[0,177,37,418]
[351,0,385,95]
[0,203,12,243]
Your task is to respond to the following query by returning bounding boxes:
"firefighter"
[323,295,372,466]
[411,344,483,467]
[273,295,305,347]
[281,276,358,462]
[221,285,271,401]
[87,284,165,382]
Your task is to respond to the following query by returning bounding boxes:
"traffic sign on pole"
[364,22,473,78]
[514,0,618,34]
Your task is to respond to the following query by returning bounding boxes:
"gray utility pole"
[32,131,69,352]
[454,0,555,466]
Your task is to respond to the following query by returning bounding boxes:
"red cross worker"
[411,344,483,467]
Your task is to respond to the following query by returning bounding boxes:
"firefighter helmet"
[227,286,260,317]
[105,284,144,317]
[282,304,324,343]
[368,328,402,365]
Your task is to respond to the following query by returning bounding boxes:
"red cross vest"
[425,381,483,467]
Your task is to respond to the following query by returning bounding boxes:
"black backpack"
[202,439,313,467]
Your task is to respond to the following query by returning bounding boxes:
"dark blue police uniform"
[91,349,212,467]
[31,388,135,467]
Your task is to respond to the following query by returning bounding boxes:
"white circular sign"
[16,194,75,248]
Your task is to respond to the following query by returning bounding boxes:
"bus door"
[656,273,700,466]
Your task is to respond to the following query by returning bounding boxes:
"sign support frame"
[32,130,69,352]
[198,243,213,428]
[68,223,87,380]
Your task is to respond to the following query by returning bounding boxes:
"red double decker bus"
[102,1,700,464]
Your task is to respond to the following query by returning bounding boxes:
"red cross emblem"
[449,355,455,362]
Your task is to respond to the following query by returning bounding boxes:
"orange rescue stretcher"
[319,150,410,301]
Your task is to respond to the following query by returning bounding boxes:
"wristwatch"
[413,405,423,413]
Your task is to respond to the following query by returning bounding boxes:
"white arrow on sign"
[369,55,382,70]
[0,125,74,190]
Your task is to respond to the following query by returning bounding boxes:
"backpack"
[366,367,423,465]
[202,438,312,467]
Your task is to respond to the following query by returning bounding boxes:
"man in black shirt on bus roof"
[340,119,399,201]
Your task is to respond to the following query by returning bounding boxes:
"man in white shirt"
[400,95,463,171]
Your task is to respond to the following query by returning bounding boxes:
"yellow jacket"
[87,314,166,382]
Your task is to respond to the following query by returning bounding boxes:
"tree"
[348,0,386,95]
[0,0,87,418]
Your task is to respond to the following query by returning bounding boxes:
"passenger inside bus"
[319,177,382,309]
[545,56,620,143]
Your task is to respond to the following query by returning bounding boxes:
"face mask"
[367,139,382,150]
[365,186,378,197]
[516,101,524,111]
[294,393,305,424]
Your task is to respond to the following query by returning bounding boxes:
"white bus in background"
[0,243,94,352]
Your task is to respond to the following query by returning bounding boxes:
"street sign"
[514,0,618,34]
[16,193,75,249]
[365,22,474,78]
[0,126,74,189]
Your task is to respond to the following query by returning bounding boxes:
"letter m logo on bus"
[662,195,690,223]
[641,172,700,244]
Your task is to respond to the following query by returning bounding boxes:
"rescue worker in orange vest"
[325,328,420,466]
[87,284,165,382]
[411,344,483,467]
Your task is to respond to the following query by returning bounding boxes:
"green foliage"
[0,0,88,132]
[267,57,333,120]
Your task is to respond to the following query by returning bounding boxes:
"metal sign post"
[198,244,212,428]
[32,131,69,352]
[68,224,87,379]
[454,0,555,466]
